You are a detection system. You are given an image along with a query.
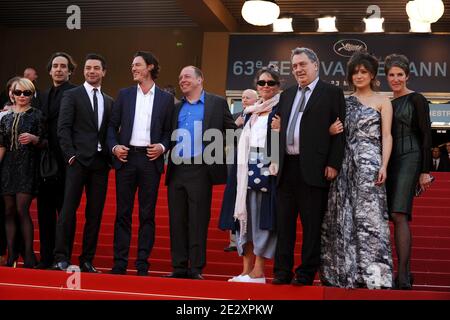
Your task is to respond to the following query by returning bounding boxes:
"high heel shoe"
[6,257,18,268]
[395,273,413,290]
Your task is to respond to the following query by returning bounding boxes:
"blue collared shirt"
[175,91,205,158]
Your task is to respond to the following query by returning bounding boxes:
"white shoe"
[228,274,245,282]
[236,275,266,284]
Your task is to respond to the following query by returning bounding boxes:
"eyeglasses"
[256,80,279,87]
[12,90,33,97]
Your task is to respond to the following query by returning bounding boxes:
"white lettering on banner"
[232,60,447,78]
[430,110,450,117]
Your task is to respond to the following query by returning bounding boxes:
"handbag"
[247,153,271,192]
[415,174,435,197]
[40,147,59,180]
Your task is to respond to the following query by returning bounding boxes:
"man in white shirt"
[107,51,174,276]
[54,54,113,273]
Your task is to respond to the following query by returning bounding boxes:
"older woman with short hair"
[384,54,432,290]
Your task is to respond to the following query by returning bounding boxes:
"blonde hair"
[11,78,36,93]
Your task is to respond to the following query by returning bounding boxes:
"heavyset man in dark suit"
[52,54,113,272]
[164,66,236,279]
[272,47,346,286]
[35,52,77,269]
[107,51,173,276]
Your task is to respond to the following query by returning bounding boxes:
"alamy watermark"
[66,5,81,30]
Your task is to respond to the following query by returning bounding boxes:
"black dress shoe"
[223,246,237,252]
[110,268,127,275]
[190,273,205,280]
[34,262,52,270]
[137,269,149,276]
[80,262,100,273]
[163,271,189,279]
[291,275,314,286]
[51,261,70,271]
[271,277,291,285]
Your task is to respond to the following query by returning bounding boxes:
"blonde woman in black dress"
[0,78,44,267]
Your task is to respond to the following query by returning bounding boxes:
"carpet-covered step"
[411,206,450,215]
[40,241,450,262]
[413,197,450,207]
[32,230,450,252]
[33,223,450,239]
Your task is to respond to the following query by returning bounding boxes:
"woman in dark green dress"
[384,54,433,290]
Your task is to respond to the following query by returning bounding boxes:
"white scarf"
[234,93,280,240]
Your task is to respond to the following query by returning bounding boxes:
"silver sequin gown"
[320,96,393,289]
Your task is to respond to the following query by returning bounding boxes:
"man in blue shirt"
[164,66,236,279]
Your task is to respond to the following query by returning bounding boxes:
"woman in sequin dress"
[320,52,394,288]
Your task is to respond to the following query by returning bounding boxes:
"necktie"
[287,86,309,146]
[93,88,99,130]
[434,159,438,171]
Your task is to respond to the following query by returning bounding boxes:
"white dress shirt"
[286,76,320,155]
[83,81,104,151]
[129,84,155,147]
[433,158,440,170]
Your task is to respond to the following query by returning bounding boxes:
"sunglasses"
[256,80,279,87]
[12,90,33,97]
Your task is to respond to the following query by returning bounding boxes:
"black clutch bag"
[415,174,435,197]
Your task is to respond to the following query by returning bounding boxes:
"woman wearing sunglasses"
[0,78,45,268]
[230,65,280,283]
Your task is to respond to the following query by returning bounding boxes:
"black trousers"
[54,154,109,265]
[37,171,72,265]
[274,155,329,280]
[113,150,160,272]
[167,164,212,275]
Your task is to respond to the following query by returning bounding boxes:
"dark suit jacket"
[39,82,77,166]
[165,91,237,186]
[431,156,450,172]
[58,85,113,167]
[106,85,174,173]
[277,80,346,188]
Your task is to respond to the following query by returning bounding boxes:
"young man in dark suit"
[53,53,113,272]
[35,52,77,269]
[272,47,346,286]
[107,51,173,276]
[164,66,236,279]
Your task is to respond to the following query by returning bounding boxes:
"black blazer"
[39,82,77,161]
[277,80,346,188]
[57,85,113,167]
[165,91,237,185]
[431,156,450,172]
[106,85,174,173]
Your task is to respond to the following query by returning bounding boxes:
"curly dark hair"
[134,51,160,80]
[347,51,379,91]
[384,53,410,77]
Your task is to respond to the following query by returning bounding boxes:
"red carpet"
[1,171,449,299]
